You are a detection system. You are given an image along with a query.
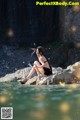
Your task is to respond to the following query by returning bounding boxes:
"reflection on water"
[0,82,80,120]
[0,96,7,103]
[59,102,70,113]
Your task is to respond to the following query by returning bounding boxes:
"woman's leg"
[27,61,44,79]
[20,67,36,84]
[33,61,44,75]
[27,66,36,79]
[20,61,44,84]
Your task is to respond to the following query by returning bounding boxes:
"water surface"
[0,82,80,120]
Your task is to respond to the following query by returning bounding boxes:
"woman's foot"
[20,78,28,84]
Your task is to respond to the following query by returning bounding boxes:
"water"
[0,82,80,120]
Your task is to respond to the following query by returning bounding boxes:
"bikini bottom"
[43,67,52,76]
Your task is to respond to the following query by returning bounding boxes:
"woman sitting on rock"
[20,46,52,84]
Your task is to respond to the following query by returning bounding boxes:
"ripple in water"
[35,102,48,108]
[51,97,62,101]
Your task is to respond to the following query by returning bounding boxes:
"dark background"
[0,0,60,46]
[0,0,80,77]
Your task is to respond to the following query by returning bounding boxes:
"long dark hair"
[31,46,45,56]
[36,46,45,55]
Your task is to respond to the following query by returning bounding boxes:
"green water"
[0,82,80,120]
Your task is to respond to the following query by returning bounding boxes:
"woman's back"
[39,55,51,69]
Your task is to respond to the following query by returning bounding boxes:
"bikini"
[39,60,52,76]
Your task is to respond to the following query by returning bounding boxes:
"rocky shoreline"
[0,61,80,85]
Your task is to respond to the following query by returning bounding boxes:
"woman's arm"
[34,57,45,68]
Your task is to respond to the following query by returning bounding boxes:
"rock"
[0,67,31,82]
[25,76,37,85]
[38,75,55,85]
[0,61,80,85]
[66,61,80,83]
[72,68,80,83]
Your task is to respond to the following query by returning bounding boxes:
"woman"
[20,46,52,84]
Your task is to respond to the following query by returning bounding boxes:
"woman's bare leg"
[20,67,36,84]
[27,67,36,79]
[27,61,44,79]
[20,61,44,84]
[33,61,44,74]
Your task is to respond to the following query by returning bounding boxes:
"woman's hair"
[36,46,45,55]
[31,46,45,56]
